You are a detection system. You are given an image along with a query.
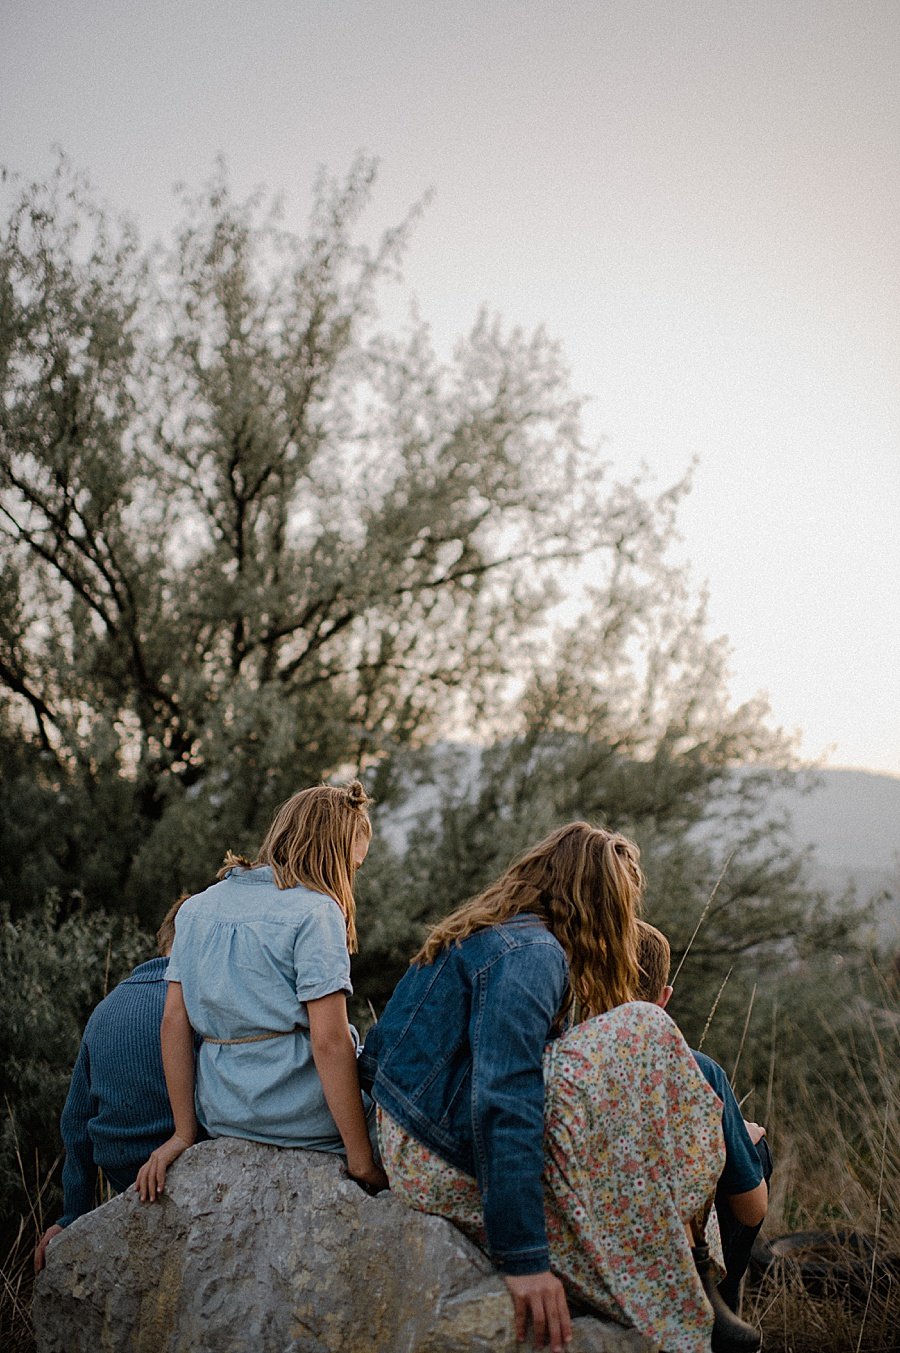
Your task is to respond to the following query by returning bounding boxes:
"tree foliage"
[0,156,681,922]
[1,154,863,1034]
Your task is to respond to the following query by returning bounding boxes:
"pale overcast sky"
[2,0,898,773]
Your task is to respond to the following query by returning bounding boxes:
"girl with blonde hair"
[137,781,386,1200]
[361,822,740,1353]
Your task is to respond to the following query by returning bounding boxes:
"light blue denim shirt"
[167,865,355,1151]
[359,915,569,1275]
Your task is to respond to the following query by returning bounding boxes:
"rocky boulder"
[34,1137,653,1352]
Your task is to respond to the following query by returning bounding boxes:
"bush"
[0,898,148,1246]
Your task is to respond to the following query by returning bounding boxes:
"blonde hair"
[219,781,373,953]
[635,919,671,1002]
[414,822,645,1020]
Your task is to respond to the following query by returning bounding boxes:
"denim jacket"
[359,915,568,1275]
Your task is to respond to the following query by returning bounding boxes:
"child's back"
[169,867,357,1149]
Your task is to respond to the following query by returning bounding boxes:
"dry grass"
[0,1116,56,1353]
[745,992,900,1353]
[749,1262,899,1353]
[0,1222,36,1353]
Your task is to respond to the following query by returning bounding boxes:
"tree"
[0,156,683,922]
[353,580,865,1056]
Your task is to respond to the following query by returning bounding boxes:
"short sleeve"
[165,895,201,983]
[293,900,352,1003]
[165,930,183,983]
[694,1052,763,1196]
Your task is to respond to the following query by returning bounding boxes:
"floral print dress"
[378,1001,725,1353]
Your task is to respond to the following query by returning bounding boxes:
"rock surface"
[34,1137,655,1352]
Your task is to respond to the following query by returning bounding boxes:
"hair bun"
[344,779,373,811]
[217,849,253,880]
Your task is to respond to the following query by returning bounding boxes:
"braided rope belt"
[202,1027,299,1045]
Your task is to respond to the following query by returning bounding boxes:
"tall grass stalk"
[1,1097,64,1352]
[764,994,778,1130]
[730,981,757,1087]
[0,1216,35,1353]
[670,850,735,988]
[854,1100,890,1353]
[696,965,732,1051]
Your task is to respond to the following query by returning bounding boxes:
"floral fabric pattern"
[378,1001,725,1353]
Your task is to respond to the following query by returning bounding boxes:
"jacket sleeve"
[469,943,568,1275]
[57,1037,98,1227]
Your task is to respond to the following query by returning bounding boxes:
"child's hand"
[135,1133,193,1202]
[743,1119,766,1145]
[34,1224,64,1274]
[346,1158,389,1195]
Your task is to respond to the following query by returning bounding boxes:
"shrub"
[0,898,148,1246]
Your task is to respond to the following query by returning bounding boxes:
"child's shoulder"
[181,873,337,927]
[691,1048,725,1087]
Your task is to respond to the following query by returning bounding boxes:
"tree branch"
[0,655,60,754]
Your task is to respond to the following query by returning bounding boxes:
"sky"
[2,0,898,774]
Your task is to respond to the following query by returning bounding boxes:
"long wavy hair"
[219,780,373,953]
[413,822,644,1020]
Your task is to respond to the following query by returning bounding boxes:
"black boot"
[692,1241,761,1352]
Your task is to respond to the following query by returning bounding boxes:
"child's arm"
[307,991,387,1192]
[136,982,198,1202]
[36,1036,97,1271]
[723,1119,769,1226]
[56,1037,99,1224]
[725,1177,768,1226]
[34,1224,64,1274]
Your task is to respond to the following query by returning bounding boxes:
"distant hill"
[379,753,899,945]
[772,768,899,874]
[769,767,899,944]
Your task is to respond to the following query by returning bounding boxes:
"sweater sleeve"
[57,1037,98,1227]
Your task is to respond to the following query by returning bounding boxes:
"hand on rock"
[135,1133,192,1202]
[504,1270,572,1352]
[347,1161,389,1195]
[34,1224,64,1274]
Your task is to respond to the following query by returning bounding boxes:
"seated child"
[636,919,772,1313]
[136,781,386,1203]
[34,895,189,1273]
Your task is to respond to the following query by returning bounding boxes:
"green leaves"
[1,157,686,919]
[0,897,147,1227]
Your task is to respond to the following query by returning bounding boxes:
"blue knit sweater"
[57,956,175,1226]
